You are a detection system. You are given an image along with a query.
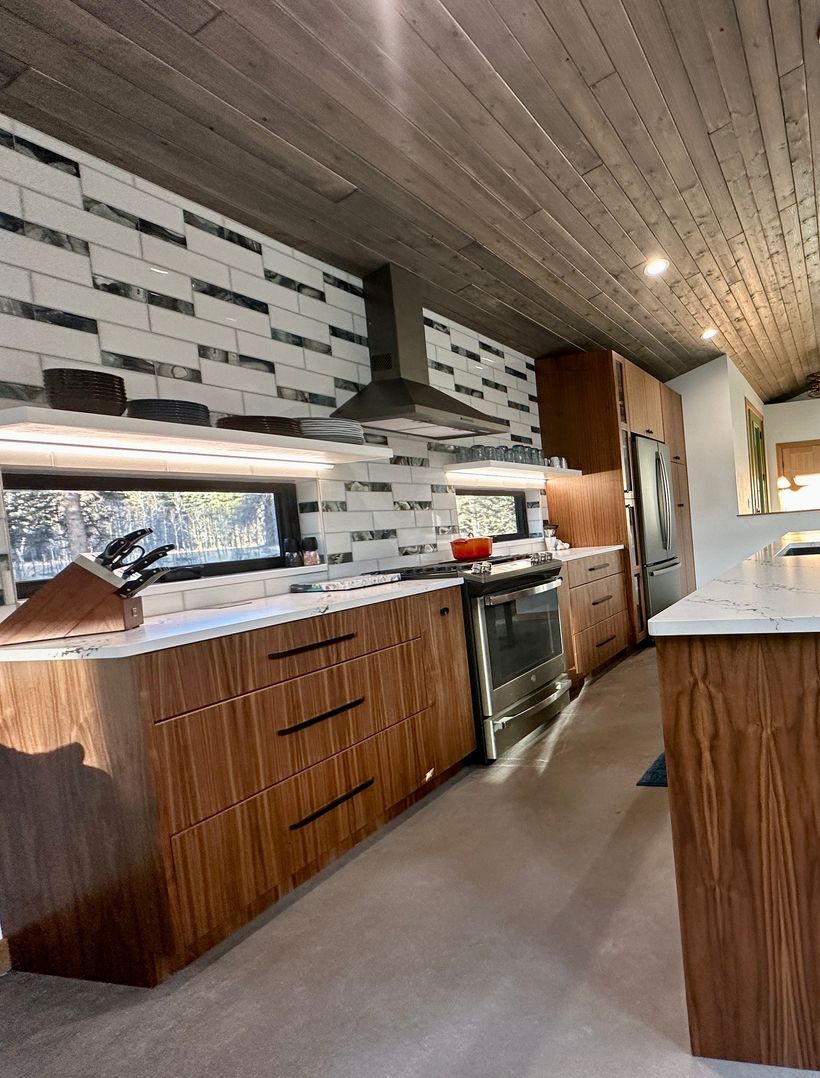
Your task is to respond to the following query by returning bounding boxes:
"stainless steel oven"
[464,561,571,760]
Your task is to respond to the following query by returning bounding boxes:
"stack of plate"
[44,367,127,416]
[298,418,365,444]
[127,399,211,426]
[216,415,302,437]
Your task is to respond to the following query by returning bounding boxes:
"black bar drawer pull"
[277,697,365,737]
[591,594,613,606]
[269,631,355,660]
[595,634,617,648]
[289,778,375,831]
[587,563,610,572]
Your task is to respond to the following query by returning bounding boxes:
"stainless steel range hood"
[331,264,509,440]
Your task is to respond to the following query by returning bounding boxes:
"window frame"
[3,470,302,597]
[454,487,530,543]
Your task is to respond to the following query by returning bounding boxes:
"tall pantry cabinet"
[536,350,696,655]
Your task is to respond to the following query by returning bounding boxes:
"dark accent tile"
[423,316,449,334]
[223,225,261,253]
[93,275,145,301]
[101,351,155,375]
[15,136,79,176]
[0,211,24,234]
[321,501,347,512]
[399,544,436,555]
[479,341,504,358]
[511,434,534,445]
[526,362,536,371]
[83,197,138,229]
[393,500,432,510]
[0,128,13,150]
[352,529,397,541]
[183,210,221,236]
[265,269,324,300]
[391,455,429,467]
[429,359,454,376]
[146,290,195,316]
[138,219,186,247]
[435,524,458,535]
[323,273,364,297]
[430,484,455,494]
[330,325,367,347]
[344,481,392,492]
[454,383,484,399]
[528,394,538,402]
[237,354,275,374]
[334,376,363,393]
[155,362,201,382]
[33,303,97,334]
[298,501,319,514]
[363,432,389,445]
[530,530,544,538]
[270,326,331,355]
[531,425,540,434]
[25,222,89,254]
[452,344,480,361]
[328,552,352,564]
[0,380,45,402]
[277,386,336,407]
[526,501,540,509]
[198,345,238,365]
[426,441,459,454]
[496,417,511,427]
[505,366,527,380]
[192,278,267,314]
[509,401,531,412]
[481,377,506,393]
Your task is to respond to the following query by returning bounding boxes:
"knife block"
[0,554,144,646]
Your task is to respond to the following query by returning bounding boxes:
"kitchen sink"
[777,543,820,556]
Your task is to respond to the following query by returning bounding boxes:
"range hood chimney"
[331,264,509,440]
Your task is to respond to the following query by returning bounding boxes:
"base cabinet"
[560,553,629,678]
[0,587,475,985]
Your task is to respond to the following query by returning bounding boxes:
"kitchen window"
[454,488,529,542]
[3,473,301,596]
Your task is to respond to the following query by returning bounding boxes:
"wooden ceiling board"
[0,0,817,399]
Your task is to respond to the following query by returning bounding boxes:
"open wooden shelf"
[0,406,393,478]
[445,460,582,489]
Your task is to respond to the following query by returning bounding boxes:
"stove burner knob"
[471,560,492,574]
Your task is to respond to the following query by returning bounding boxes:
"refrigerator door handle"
[649,562,681,577]
[658,450,673,551]
[655,452,669,549]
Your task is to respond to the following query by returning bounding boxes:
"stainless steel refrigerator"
[633,435,683,617]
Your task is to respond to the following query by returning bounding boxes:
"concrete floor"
[2,648,817,1078]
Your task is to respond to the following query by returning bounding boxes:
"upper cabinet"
[660,384,686,463]
[624,360,665,441]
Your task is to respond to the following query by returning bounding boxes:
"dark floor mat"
[637,753,667,787]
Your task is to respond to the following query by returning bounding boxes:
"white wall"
[727,359,765,514]
[764,398,820,509]
[670,356,820,585]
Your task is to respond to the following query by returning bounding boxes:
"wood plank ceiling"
[0,0,818,400]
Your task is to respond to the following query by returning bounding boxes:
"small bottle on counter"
[283,538,303,568]
[301,537,321,566]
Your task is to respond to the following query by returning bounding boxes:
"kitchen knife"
[117,566,173,597]
[96,528,153,569]
[120,544,176,577]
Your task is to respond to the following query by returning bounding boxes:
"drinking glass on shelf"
[472,445,490,461]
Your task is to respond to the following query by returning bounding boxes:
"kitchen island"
[649,532,820,1070]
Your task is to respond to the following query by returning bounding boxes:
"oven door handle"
[483,578,562,607]
[491,677,571,731]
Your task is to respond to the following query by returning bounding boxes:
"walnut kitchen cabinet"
[537,350,696,651]
[560,553,629,678]
[660,382,686,464]
[0,586,475,986]
[671,463,696,594]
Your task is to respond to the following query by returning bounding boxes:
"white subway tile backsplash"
[298,292,353,330]
[0,312,101,363]
[351,537,398,560]
[156,378,242,413]
[228,267,299,312]
[0,175,20,216]
[0,263,32,300]
[140,234,231,289]
[148,304,237,351]
[11,118,133,183]
[97,323,198,367]
[236,329,305,369]
[192,292,270,337]
[32,275,150,330]
[0,146,82,207]
[262,247,324,291]
[323,284,366,317]
[89,246,192,300]
[186,227,264,274]
[22,189,141,255]
[201,357,275,396]
[2,231,92,285]
[268,305,330,343]
[80,168,185,233]
[0,347,40,385]
[329,335,369,364]
[322,510,375,533]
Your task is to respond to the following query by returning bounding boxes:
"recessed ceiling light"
[701,327,718,340]
[643,258,669,277]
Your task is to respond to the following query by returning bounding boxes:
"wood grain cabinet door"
[660,383,686,462]
[422,590,476,772]
[625,360,665,441]
[154,638,429,832]
[671,463,696,594]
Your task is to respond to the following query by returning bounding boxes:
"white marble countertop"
[551,545,623,562]
[0,578,463,661]
[649,532,820,636]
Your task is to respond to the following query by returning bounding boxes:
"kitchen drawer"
[565,551,623,589]
[171,710,434,945]
[569,573,626,634]
[572,610,629,676]
[139,594,423,721]
[155,638,428,832]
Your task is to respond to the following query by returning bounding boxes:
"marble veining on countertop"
[551,545,623,562]
[649,531,820,637]
[0,578,463,662]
